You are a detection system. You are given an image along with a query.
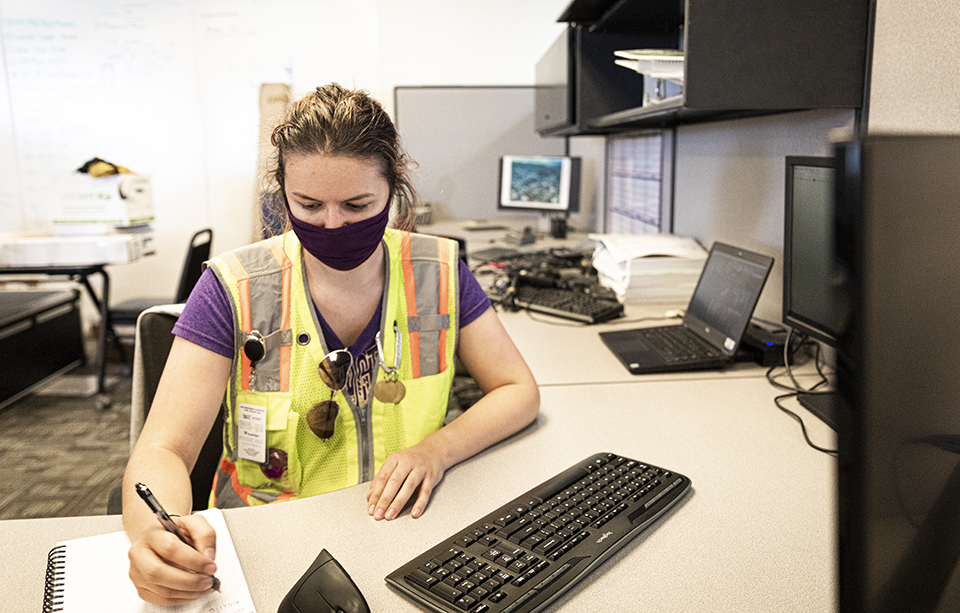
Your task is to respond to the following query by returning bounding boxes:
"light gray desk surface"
[496,304,779,386]
[2,375,837,612]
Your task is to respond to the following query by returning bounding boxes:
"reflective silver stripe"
[214,466,249,508]
[407,234,453,377]
[407,314,450,332]
[232,242,287,393]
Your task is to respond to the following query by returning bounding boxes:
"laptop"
[600,242,774,374]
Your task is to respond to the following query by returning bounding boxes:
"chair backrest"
[133,308,223,510]
[174,228,213,303]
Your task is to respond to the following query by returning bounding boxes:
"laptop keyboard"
[386,452,691,613]
[642,326,723,363]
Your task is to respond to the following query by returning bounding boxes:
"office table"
[425,220,769,387]
[496,302,776,386]
[0,232,153,408]
[0,375,837,612]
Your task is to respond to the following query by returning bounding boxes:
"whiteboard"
[0,0,379,245]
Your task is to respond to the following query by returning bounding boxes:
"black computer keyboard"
[386,452,692,613]
[511,285,624,324]
[641,326,723,363]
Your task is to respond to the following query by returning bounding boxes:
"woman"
[121,83,540,605]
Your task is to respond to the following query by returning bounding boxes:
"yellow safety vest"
[206,229,459,507]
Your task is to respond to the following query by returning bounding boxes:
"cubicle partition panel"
[394,86,567,224]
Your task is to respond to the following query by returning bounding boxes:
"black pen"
[135,483,221,592]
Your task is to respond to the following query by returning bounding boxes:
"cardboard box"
[54,174,154,229]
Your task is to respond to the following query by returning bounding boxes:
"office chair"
[109,229,213,359]
[106,306,223,514]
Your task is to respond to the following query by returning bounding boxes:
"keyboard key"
[435,548,460,565]
[533,536,563,555]
[406,569,437,590]
[508,524,540,544]
[429,582,463,603]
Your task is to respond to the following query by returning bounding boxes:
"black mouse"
[278,549,371,613]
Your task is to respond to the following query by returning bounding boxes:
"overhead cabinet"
[536,0,870,134]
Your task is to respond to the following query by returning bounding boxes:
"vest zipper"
[358,402,373,483]
[344,390,374,484]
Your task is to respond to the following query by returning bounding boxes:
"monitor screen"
[498,155,581,214]
[783,155,841,347]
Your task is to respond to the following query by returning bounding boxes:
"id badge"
[237,402,267,464]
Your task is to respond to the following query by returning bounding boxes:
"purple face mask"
[286,201,391,271]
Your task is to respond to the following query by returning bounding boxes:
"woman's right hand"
[127,514,219,605]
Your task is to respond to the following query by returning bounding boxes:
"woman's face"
[284,154,390,229]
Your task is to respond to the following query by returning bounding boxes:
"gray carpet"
[0,364,132,520]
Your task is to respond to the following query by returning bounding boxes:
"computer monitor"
[835,135,960,613]
[782,155,841,426]
[498,155,581,215]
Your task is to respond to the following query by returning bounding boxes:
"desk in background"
[0,232,153,408]
[0,373,836,612]
[422,220,766,386]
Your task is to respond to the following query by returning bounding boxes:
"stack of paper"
[590,234,707,304]
[613,49,684,82]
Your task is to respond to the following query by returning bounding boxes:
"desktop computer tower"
[835,135,960,613]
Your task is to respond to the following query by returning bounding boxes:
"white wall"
[0,0,570,307]
[376,1,568,113]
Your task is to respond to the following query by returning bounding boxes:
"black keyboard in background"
[386,452,692,613]
[511,285,624,324]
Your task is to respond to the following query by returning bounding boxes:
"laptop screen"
[684,243,774,355]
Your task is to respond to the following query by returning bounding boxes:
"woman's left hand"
[366,443,446,520]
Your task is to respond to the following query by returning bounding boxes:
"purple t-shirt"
[173,257,490,407]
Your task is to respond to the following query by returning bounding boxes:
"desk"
[0,232,153,408]
[496,303,773,386]
[0,375,836,612]
[424,221,768,386]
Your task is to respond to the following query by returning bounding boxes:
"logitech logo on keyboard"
[596,531,614,544]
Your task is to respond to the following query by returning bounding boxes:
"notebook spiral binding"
[43,544,67,612]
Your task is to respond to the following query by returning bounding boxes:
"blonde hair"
[263,83,417,233]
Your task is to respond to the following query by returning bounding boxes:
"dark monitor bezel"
[782,155,839,347]
[497,155,581,215]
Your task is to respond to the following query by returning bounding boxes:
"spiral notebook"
[43,508,255,613]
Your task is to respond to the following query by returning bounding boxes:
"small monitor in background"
[782,155,840,428]
[498,155,581,217]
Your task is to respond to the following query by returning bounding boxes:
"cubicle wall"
[394,86,603,231]
[670,108,857,323]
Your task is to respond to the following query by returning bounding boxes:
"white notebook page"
[55,508,255,613]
